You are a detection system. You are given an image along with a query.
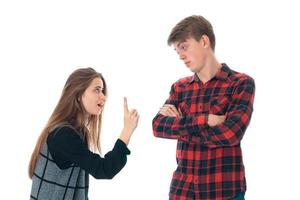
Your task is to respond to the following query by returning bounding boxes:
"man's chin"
[189,67,197,73]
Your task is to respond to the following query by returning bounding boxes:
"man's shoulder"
[173,75,194,87]
[229,69,254,85]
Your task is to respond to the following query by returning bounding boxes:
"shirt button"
[194,178,199,184]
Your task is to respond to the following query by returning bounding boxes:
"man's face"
[173,36,207,73]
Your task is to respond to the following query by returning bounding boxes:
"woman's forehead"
[90,77,103,87]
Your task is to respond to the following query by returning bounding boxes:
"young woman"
[29,67,139,199]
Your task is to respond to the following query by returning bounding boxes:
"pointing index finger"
[124,97,129,112]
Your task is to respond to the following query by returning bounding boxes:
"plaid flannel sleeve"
[152,83,208,140]
[152,78,255,147]
[191,78,255,147]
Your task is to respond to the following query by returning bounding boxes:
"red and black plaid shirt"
[152,64,255,200]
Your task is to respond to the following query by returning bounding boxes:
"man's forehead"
[173,39,189,49]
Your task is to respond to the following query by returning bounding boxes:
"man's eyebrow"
[174,42,183,51]
[175,42,183,48]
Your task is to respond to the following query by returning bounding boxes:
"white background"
[1,0,299,199]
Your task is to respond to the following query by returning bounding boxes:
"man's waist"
[176,161,245,170]
[172,165,246,182]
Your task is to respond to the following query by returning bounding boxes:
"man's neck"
[196,55,221,84]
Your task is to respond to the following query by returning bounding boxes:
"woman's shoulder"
[48,123,83,142]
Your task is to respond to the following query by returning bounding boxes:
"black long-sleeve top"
[47,125,130,179]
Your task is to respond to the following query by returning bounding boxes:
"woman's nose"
[99,92,106,101]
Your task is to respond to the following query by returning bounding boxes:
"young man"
[152,15,255,200]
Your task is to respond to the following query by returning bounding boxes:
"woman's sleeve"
[47,126,130,179]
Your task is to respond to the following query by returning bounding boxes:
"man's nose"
[179,52,186,60]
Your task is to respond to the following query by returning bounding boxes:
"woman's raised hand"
[119,97,139,145]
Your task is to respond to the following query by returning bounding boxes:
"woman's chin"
[89,109,103,116]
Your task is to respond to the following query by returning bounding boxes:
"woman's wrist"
[119,128,131,145]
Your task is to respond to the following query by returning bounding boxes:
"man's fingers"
[217,115,225,121]
[220,115,226,121]
[165,104,179,113]
[160,106,174,116]
[178,108,183,116]
[161,104,180,116]
[160,106,177,117]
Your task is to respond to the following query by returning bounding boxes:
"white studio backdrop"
[0,0,299,199]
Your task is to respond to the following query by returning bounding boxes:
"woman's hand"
[119,97,139,145]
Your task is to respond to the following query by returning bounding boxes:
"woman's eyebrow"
[95,85,104,89]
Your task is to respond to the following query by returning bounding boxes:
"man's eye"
[182,45,188,51]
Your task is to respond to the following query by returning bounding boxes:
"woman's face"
[81,77,106,116]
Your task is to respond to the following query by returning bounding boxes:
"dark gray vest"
[30,126,89,200]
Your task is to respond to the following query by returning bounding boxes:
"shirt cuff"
[115,139,131,155]
[179,114,208,143]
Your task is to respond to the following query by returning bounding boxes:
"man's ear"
[201,35,210,49]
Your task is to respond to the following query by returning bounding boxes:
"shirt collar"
[189,63,231,84]
[215,63,231,80]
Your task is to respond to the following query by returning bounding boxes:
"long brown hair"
[28,67,107,178]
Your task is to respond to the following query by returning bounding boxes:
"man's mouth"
[185,61,191,67]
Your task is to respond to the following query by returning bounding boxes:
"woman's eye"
[96,87,104,93]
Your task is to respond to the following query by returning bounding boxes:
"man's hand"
[159,105,225,126]
[159,104,182,117]
[208,114,225,126]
